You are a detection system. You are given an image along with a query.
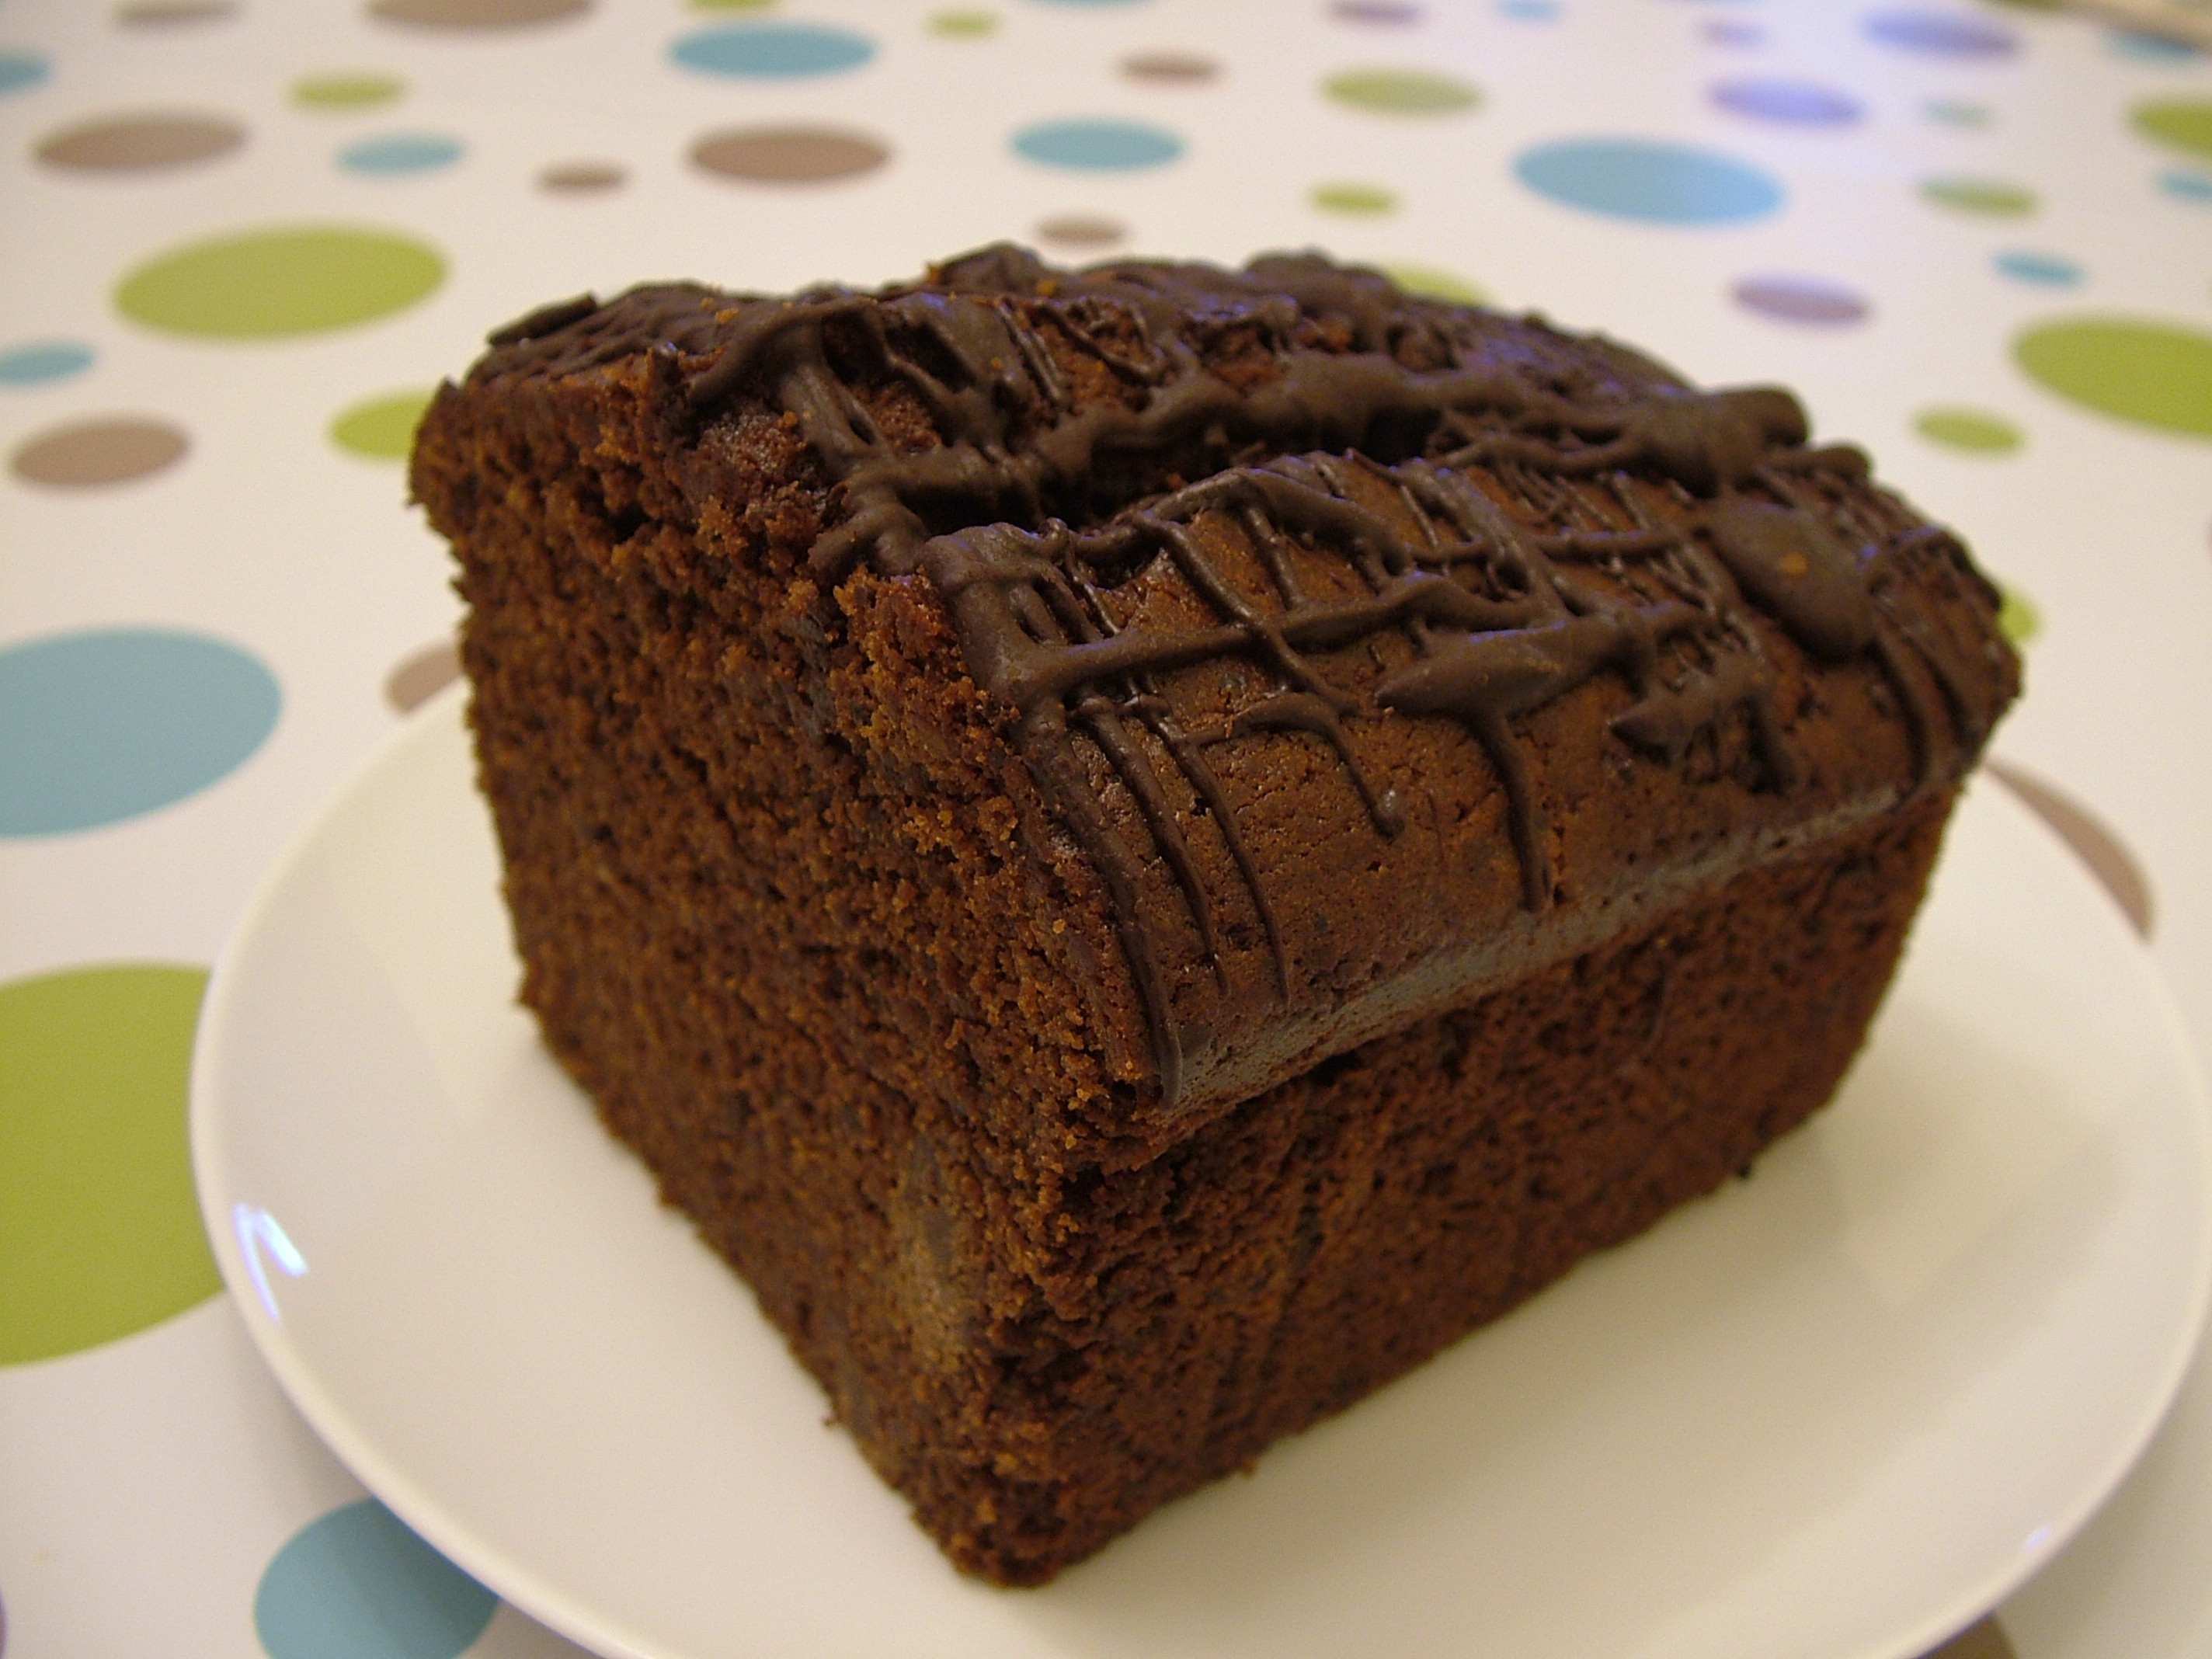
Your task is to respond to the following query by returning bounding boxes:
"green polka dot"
[293,72,406,110]
[1384,263,1487,304]
[2133,99,2212,160]
[1312,181,1398,214]
[2015,316,2212,437]
[1924,99,1991,127]
[1997,583,2040,646]
[928,7,995,32]
[332,388,433,459]
[116,226,445,339]
[1920,176,2036,216]
[1915,407,2024,453]
[2,965,221,1365]
[1324,68,1480,116]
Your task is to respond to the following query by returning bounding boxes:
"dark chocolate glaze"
[485,292,600,347]
[475,246,2012,1106]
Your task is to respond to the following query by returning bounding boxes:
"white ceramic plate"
[193,686,2212,1659]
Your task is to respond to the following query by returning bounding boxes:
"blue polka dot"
[0,629,280,837]
[2159,168,2212,203]
[338,134,463,175]
[2109,30,2198,62]
[1012,117,1183,171]
[256,1500,497,1659]
[0,341,94,386]
[670,23,875,77]
[1498,0,1560,18]
[1995,249,2084,286]
[0,50,49,95]
[1703,19,1762,44]
[1710,78,1863,125]
[1863,9,2017,58]
[1514,137,1783,224]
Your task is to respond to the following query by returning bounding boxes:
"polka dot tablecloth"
[2,2,2209,1656]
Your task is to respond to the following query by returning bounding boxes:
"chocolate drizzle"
[479,246,2014,1106]
[485,292,600,347]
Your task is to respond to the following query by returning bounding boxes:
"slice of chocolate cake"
[409,245,2019,1584]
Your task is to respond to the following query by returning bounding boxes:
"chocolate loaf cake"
[409,245,2019,1585]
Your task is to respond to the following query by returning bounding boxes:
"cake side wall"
[410,355,1208,1540]
[868,790,1953,1581]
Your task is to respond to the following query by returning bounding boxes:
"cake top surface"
[464,246,2019,1116]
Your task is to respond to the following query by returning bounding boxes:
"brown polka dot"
[116,0,237,23]
[690,127,889,183]
[367,0,588,27]
[1332,0,1421,21]
[1120,50,1219,84]
[1036,214,1127,248]
[1921,1616,2018,1659]
[11,417,188,488]
[36,113,245,173]
[1987,758,2154,938]
[386,638,462,712]
[539,160,625,193]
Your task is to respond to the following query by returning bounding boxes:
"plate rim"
[190,685,2212,1659]
[190,683,674,1659]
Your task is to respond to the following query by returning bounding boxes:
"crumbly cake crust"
[411,245,2018,1583]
